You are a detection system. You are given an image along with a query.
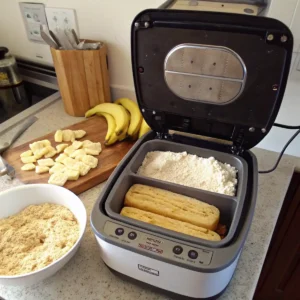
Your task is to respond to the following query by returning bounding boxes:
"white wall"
[0,0,300,157]
[256,56,300,157]
[0,0,164,92]
[258,0,300,157]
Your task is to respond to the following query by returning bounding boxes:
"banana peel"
[85,103,129,136]
[115,98,142,136]
[96,112,119,146]
[139,118,151,138]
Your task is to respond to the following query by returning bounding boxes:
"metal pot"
[0,47,29,123]
[0,47,22,88]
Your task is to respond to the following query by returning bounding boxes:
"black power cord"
[259,124,300,174]
[274,123,300,130]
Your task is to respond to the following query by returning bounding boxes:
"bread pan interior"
[128,139,248,201]
[105,173,238,248]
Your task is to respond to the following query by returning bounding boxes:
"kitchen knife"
[55,27,74,50]
[64,28,78,49]
[0,116,38,153]
[49,30,62,48]
[40,25,58,49]
[0,156,15,179]
[71,29,80,44]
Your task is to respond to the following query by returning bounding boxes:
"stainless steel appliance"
[91,7,293,300]
[0,56,58,124]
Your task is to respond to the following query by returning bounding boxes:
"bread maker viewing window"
[164,44,247,104]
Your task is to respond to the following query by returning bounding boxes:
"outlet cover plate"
[19,2,48,43]
[45,7,79,35]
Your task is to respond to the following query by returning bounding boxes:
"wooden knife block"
[51,42,111,117]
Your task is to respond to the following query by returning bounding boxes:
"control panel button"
[173,245,183,255]
[128,231,137,240]
[115,228,124,236]
[188,250,198,259]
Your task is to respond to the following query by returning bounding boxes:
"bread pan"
[105,173,238,248]
[128,139,247,200]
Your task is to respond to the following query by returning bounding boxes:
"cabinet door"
[254,173,300,299]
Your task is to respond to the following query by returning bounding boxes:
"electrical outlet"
[45,8,78,34]
[19,3,48,43]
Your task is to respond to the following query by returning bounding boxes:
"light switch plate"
[19,2,48,43]
[45,7,79,35]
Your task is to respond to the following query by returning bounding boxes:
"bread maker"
[91,7,293,299]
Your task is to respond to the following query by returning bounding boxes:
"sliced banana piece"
[76,161,91,176]
[75,154,85,161]
[37,158,55,167]
[64,145,76,156]
[49,163,65,175]
[72,140,83,150]
[83,141,101,151]
[33,147,49,159]
[21,156,36,164]
[35,166,49,174]
[41,140,51,147]
[54,130,63,142]
[44,146,57,158]
[20,150,33,158]
[85,148,101,156]
[56,143,68,153]
[81,155,98,168]
[65,169,80,181]
[62,130,75,142]
[21,163,36,171]
[83,141,101,155]
[48,172,68,186]
[74,130,86,139]
[63,157,79,171]
[82,140,94,148]
[55,153,68,163]
[70,149,86,159]
[29,141,45,152]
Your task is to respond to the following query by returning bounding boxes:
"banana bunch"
[85,98,151,146]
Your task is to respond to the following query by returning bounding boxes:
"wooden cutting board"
[3,117,135,194]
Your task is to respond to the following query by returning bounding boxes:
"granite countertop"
[0,99,299,300]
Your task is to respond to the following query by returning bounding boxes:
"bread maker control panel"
[104,221,213,266]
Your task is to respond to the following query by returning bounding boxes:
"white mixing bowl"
[0,184,87,286]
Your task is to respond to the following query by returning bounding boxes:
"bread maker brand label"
[138,264,159,276]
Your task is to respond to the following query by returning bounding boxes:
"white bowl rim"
[0,184,87,279]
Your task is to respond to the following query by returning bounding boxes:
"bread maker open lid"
[131,9,293,152]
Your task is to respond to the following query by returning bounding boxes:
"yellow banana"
[118,126,128,141]
[115,98,142,136]
[117,110,130,141]
[139,118,151,138]
[96,112,119,145]
[106,132,119,145]
[96,112,114,142]
[131,130,139,141]
[85,103,129,135]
